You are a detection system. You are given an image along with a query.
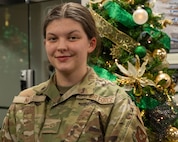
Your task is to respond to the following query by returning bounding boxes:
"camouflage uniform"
[0,67,149,142]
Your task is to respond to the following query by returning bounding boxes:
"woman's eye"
[68,36,78,41]
[48,37,57,41]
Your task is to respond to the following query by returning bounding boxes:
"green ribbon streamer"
[103,1,137,28]
[138,96,160,109]
[143,25,171,52]
[92,65,117,82]
[127,90,159,109]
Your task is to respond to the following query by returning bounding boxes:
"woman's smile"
[55,55,71,62]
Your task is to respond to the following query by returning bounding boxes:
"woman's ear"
[88,37,97,53]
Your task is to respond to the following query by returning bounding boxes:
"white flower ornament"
[115,56,156,96]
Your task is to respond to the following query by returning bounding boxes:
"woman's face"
[44,18,96,74]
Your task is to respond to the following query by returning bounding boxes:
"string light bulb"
[133,6,148,25]
[5,8,10,27]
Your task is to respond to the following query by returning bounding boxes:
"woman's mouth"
[56,56,71,62]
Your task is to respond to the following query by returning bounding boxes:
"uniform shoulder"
[19,80,50,97]
[89,78,118,103]
[95,77,131,100]
[95,77,119,91]
[12,80,49,104]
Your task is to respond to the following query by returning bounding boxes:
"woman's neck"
[55,67,88,87]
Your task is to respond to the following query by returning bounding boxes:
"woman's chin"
[56,67,72,73]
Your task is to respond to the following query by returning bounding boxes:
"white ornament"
[133,7,148,25]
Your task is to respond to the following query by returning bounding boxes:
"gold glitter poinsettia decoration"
[115,55,156,96]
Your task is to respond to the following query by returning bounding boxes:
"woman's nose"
[56,39,68,51]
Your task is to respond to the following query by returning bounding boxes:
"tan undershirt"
[56,85,73,95]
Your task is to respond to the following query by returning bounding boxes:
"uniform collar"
[42,66,97,103]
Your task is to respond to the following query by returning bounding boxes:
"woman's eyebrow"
[68,30,81,34]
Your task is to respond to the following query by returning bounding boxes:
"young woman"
[0,2,149,142]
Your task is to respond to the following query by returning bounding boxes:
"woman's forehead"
[46,19,85,35]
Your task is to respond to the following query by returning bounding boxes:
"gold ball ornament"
[166,126,178,142]
[155,71,171,88]
[153,48,167,61]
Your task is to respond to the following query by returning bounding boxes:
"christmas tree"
[87,0,178,141]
